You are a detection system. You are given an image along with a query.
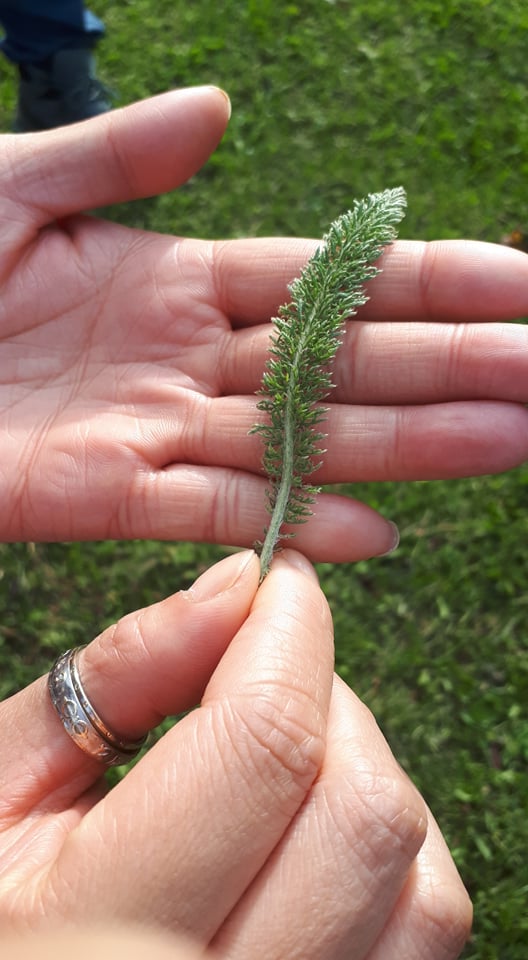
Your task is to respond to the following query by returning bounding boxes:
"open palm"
[1,86,528,558]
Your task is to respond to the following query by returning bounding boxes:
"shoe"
[13,47,112,132]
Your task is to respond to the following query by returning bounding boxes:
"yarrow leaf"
[251,186,407,579]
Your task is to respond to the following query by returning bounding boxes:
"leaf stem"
[258,311,314,580]
[258,382,296,580]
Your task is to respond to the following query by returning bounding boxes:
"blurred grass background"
[1,1,528,955]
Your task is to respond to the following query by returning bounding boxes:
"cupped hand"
[0,549,471,959]
[1,86,528,559]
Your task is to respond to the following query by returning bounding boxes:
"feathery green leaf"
[252,186,407,578]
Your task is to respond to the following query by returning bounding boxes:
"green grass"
[1,1,528,955]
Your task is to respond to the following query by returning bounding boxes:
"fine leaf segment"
[252,186,407,579]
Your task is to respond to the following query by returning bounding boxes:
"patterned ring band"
[48,646,147,767]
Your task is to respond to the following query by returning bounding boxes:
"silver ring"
[48,646,147,767]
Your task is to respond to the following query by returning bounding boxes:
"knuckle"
[329,697,428,861]
[227,689,326,811]
[347,763,428,863]
[419,879,473,958]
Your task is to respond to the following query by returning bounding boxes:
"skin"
[0,549,472,959]
[0,86,524,956]
[1,928,207,960]
[1,86,528,559]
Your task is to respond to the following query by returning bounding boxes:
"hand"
[0,549,471,959]
[1,87,527,560]
[2,928,207,960]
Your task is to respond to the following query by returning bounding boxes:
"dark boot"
[14,47,112,132]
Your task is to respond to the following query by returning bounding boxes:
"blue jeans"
[0,1,104,63]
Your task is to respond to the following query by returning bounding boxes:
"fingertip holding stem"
[268,548,319,582]
[186,549,259,602]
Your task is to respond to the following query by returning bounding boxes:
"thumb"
[0,550,259,814]
[2,86,231,226]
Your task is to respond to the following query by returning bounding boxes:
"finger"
[365,813,472,960]
[12,391,527,547]
[363,239,528,322]
[220,320,528,405]
[157,396,528,483]
[143,467,400,558]
[0,550,259,820]
[213,675,428,960]
[14,461,399,559]
[333,319,528,405]
[316,401,528,481]
[2,87,230,228]
[45,552,335,939]
[211,238,528,328]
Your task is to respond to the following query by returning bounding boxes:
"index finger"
[46,551,335,939]
[212,237,528,327]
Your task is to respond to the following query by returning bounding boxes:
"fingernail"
[187,550,255,602]
[216,87,232,118]
[377,521,400,557]
[270,549,319,583]
[201,84,231,118]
